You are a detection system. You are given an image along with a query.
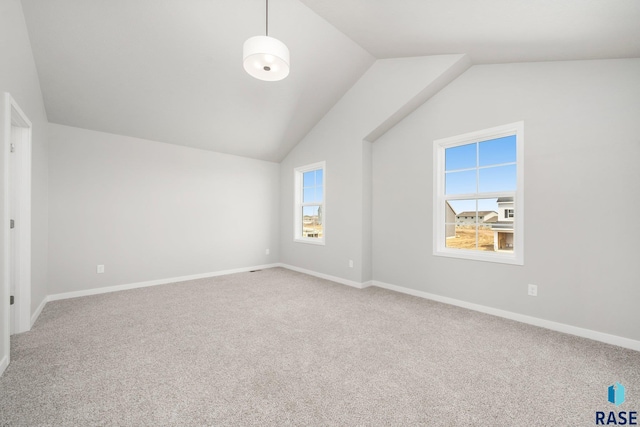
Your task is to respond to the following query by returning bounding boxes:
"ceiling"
[300,0,640,63]
[21,0,640,162]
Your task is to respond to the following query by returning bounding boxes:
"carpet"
[1,267,638,426]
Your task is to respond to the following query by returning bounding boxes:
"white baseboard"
[373,280,640,352]
[30,297,47,328]
[47,263,281,303]
[278,263,370,289]
[0,354,7,377]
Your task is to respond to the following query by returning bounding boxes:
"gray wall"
[372,59,640,340]
[0,0,49,362]
[279,55,469,283]
[48,124,279,294]
[361,141,373,282]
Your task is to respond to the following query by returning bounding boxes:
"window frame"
[433,122,524,265]
[294,161,326,245]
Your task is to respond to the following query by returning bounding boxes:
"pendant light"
[243,0,290,81]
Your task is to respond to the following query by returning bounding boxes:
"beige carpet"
[1,267,638,426]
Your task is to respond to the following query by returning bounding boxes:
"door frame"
[1,93,32,375]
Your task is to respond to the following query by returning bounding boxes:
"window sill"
[434,248,523,265]
[294,238,325,246]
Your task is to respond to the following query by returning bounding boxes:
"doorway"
[1,93,32,375]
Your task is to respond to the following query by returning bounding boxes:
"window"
[433,122,524,265]
[294,161,325,245]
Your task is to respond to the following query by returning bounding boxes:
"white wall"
[0,0,49,372]
[279,55,470,283]
[48,124,279,294]
[372,59,640,341]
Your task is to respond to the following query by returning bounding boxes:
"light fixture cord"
[266,0,269,36]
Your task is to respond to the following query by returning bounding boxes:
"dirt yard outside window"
[446,226,495,251]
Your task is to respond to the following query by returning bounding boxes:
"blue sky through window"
[445,135,516,215]
[479,136,516,166]
[445,143,476,170]
[303,169,323,203]
[302,206,320,216]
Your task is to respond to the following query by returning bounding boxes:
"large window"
[294,161,325,245]
[433,122,524,265]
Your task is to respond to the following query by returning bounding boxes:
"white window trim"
[433,121,524,265]
[294,161,326,245]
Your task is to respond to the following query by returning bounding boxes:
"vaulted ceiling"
[21,0,640,162]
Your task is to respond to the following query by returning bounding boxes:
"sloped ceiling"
[20,0,374,162]
[21,0,640,161]
[300,0,640,63]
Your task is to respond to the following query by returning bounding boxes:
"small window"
[294,161,325,245]
[433,122,524,265]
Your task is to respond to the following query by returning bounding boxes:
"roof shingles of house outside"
[497,197,514,203]
[456,211,496,217]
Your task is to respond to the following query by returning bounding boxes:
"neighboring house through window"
[294,161,325,245]
[433,122,524,265]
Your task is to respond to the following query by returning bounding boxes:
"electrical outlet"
[97,265,105,274]
[528,284,537,297]
[265,248,270,255]
[348,259,354,268]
